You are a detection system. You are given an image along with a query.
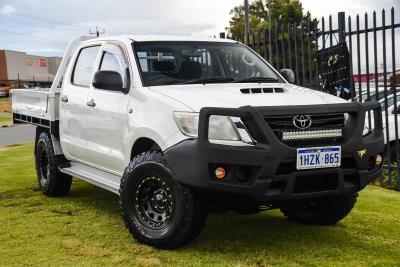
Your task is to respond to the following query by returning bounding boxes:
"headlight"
[173,112,241,141]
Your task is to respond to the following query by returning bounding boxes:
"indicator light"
[215,167,226,179]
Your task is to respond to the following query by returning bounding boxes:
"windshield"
[133,41,283,86]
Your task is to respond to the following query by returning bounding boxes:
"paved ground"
[0,125,35,147]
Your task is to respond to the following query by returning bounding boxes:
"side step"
[60,162,121,195]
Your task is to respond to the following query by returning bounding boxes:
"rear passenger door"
[59,45,101,161]
[85,42,131,173]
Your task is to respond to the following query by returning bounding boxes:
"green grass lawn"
[0,114,11,122]
[0,114,12,126]
[1,144,400,266]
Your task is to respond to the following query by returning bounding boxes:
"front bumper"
[165,102,384,202]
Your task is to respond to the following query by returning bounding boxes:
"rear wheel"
[280,193,357,225]
[35,131,72,196]
[119,151,208,249]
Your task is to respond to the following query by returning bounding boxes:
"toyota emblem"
[293,115,312,130]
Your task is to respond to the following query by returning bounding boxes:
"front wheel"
[119,151,208,249]
[280,193,357,225]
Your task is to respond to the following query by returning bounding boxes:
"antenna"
[89,26,106,37]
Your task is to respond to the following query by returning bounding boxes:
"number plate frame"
[296,146,341,170]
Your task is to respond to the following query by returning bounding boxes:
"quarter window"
[72,46,100,87]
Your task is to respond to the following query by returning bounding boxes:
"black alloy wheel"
[134,176,175,230]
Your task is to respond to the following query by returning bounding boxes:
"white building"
[0,49,62,88]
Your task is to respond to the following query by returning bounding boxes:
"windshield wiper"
[235,77,279,83]
[183,77,236,84]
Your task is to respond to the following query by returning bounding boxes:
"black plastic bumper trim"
[165,102,384,202]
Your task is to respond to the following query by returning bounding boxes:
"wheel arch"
[35,125,64,156]
[130,137,162,160]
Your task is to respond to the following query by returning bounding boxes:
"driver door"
[85,42,131,173]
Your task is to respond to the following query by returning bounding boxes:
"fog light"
[215,167,226,179]
[376,154,383,166]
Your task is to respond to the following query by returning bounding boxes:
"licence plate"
[296,146,341,170]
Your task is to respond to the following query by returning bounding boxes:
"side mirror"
[280,68,295,84]
[92,71,123,92]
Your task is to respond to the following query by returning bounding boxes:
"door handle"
[87,99,96,107]
[61,96,68,103]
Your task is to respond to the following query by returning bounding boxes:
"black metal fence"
[230,7,400,189]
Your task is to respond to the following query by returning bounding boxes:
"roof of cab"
[82,34,238,44]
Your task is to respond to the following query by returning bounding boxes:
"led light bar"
[282,129,343,141]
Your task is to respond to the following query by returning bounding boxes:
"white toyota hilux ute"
[11,35,384,249]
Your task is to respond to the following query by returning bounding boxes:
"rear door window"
[72,46,100,87]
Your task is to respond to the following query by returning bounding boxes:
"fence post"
[244,0,250,45]
[338,12,346,43]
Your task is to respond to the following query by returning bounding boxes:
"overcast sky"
[0,0,398,60]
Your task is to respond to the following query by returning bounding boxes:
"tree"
[228,0,313,34]
[227,0,318,86]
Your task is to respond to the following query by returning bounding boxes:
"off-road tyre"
[35,131,72,196]
[119,151,208,249]
[280,193,357,225]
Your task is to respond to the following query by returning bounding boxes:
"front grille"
[264,113,346,147]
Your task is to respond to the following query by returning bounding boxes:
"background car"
[0,87,12,97]
[353,86,400,102]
